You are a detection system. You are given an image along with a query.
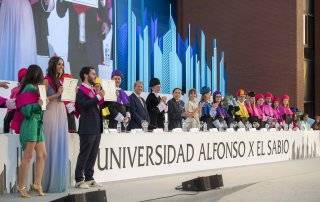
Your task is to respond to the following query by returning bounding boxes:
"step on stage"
[1,158,320,202]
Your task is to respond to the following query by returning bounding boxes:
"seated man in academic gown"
[104,70,130,129]
[167,88,185,130]
[129,81,150,130]
[146,78,167,130]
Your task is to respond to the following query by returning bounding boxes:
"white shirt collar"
[134,92,141,98]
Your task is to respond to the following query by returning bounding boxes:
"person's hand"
[99,89,105,98]
[0,81,10,89]
[57,86,63,96]
[6,99,16,110]
[185,111,192,118]
[161,96,167,103]
[101,22,110,35]
[38,99,43,106]
[195,107,201,113]
[66,102,75,113]
[124,117,130,123]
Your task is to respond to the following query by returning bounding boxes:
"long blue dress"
[42,84,69,192]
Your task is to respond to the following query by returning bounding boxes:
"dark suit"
[75,89,102,183]
[129,93,150,130]
[104,101,130,129]
[57,1,107,79]
[76,90,102,135]
[167,99,185,130]
[32,1,50,56]
[146,93,165,130]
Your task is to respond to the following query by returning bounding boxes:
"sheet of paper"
[101,80,117,102]
[61,78,78,102]
[65,0,98,8]
[38,85,47,110]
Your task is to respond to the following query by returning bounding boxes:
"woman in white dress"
[0,0,37,81]
[185,89,200,129]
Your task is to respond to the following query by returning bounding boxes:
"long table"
[1,130,320,194]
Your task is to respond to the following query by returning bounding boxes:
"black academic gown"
[146,93,165,130]
[167,98,185,130]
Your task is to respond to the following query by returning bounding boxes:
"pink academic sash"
[11,92,39,133]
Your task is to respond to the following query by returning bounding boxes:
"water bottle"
[117,122,122,133]
[245,122,251,131]
[203,123,207,132]
[182,120,187,132]
[265,123,270,131]
[142,120,149,132]
[164,121,169,132]
[289,123,293,130]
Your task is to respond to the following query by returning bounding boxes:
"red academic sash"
[11,92,39,134]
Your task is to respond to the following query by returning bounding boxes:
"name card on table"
[226,128,235,132]
[190,128,199,132]
[153,128,163,133]
[172,128,183,133]
[61,78,78,102]
[237,128,246,132]
[209,128,219,132]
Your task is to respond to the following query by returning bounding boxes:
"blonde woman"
[185,89,200,129]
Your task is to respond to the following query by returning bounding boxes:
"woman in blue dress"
[42,56,69,192]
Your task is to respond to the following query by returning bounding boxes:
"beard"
[88,77,96,86]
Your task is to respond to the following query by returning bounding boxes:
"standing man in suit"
[75,66,104,189]
[56,0,108,79]
[146,78,167,130]
[129,81,150,130]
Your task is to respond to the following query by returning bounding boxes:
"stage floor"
[1,158,320,202]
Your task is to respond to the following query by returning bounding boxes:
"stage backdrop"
[115,0,226,93]
[0,0,226,94]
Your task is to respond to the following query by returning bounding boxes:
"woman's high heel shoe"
[30,184,46,196]
[17,185,31,198]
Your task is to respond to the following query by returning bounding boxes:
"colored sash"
[117,89,129,105]
[16,92,39,109]
[279,106,293,116]
[262,104,274,117]
[73,4,89,14]
[11,92,39,134]
[216,105,229,119]
[76,84,104,116]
